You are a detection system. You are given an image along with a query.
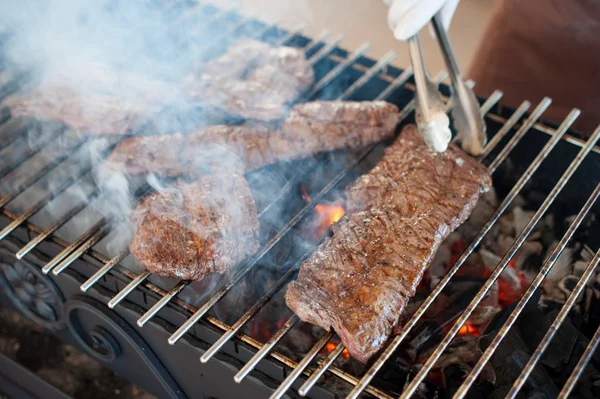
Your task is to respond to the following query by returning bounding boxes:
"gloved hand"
[383,0,460,41]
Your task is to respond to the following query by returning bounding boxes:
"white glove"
[383,0,460,41]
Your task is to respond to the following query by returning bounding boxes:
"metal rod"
[309,42,371,97]
[0,127,65,180]
[454,182,600,398]
[299,342,345,396]
[345,102,572,399]
[0,167,92,241]
[509,248,600,398]
[137,280,191,327]
[0,139,89,209]
[488,97,552,173]
[200,265,298,363]
[234,315,299,383]
[41,218,108,274]
[308,35,345,65]
[557,324,600,399]
[479,90,503,115]
[339,51,396,100]
[480,101,531,159]
[275,24,305,46]
[80,248,129,292]
[15,190,100,259]
[401,109,593,398]
[51,226,109,276]
[302,30,330,54]
[375,67,415,101]
[269,331,334,399]
[107,271,151,309]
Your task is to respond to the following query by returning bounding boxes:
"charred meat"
[129,162,260,281]
[182,39,314,121]
[103,100,400,176]
[285,125,492,363]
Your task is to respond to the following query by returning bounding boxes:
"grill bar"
[108,271,151,309]
[233,315,299,383]
[0,137,89,209]
[455,180,600,397]
[41,218,109,274]
[0,126,65,180]
[15,189,101,259]
[340,51,396,100]
[346,97,558,399]
[557,324,600,399]
[137,280,191,327]
[0,166,92,241]
[298,342,345,396]
[309,42,371,97]
[400,111,599,399]
[80,248,129,292]
[269,331,334,399]
[274,24,305,45]
[302,30,331,54]
[479,90,503,115]
[272,90,511,397]
[508,248,600,397]
[480,100,531,159]
[308,35,345,65]
[488,98,553,173]
[51,226,109,276]
[199,261,299,363]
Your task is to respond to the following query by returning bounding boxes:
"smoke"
[0,0,332,324]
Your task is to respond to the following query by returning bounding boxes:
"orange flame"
[325,342,351,360]
[301,187,345,238]
[457,322,480,337]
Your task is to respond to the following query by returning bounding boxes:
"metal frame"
[1,3,599,398]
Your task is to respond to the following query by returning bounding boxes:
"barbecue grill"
[1,2,600,399]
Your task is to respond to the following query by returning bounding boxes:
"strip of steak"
[103,101,399,176]
[4,64,179,135]
[182,39,314,121]
[129,159,260,280]
[285,125,492,363]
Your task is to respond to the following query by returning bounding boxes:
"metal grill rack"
[1,2,599,398]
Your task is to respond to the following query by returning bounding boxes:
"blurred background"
[209,0,496,76]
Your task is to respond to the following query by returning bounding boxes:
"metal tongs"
[408,13,487,156]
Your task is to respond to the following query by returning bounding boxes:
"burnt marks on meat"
[285,125,492,363]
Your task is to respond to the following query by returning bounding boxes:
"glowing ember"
[301,187,345,238]
[457,321,480,337]
[482,259,528,307]
[324,342,351,360]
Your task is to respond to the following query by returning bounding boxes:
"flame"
[481,259,528,307]
[325,342,351,360]
[301,186,345,238]
[457,321,480,337]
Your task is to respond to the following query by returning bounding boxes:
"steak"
[4,64,177,135]
[129,158,260,281]
[285,125,492,363]
[182,39,314,121]
[103,100,399,176]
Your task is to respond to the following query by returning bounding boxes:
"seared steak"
[103,100,399,175]
[4,65,177,135]
[129,161,260,281]
[182,39,314,121]
[285,125,492,363]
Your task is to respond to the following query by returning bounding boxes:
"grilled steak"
[4,64,177,135]
[129,160,260,281]
[183,39,314,121]
[285,125,492,363]
[103,100,399,176]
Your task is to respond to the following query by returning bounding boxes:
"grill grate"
[1,2,599,398]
